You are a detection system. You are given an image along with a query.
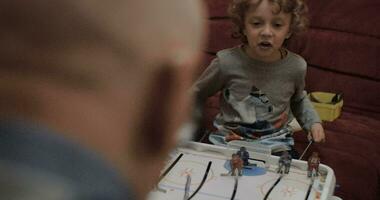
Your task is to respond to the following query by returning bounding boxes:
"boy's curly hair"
[228,0,309,43]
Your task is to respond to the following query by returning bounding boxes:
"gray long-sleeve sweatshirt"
[193,46,321,140]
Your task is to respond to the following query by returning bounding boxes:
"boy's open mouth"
[258,41,273,49]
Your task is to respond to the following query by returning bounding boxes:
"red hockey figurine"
[230,153,243,176]
[308,152,320,177]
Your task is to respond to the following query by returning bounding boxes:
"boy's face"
[243,0,292,62]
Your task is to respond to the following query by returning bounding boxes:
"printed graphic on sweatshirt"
[222,86,289,139]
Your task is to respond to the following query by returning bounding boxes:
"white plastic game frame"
[149,141,337,200]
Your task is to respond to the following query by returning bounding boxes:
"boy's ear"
[243,28,247,36]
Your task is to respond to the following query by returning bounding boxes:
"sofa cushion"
[205,0,380,38]
[318,147,378,200]
[204,0,229,18]
[305,66,380,115]
[307,0,380,38]
[288,29,380,81]
[323,111,380,144]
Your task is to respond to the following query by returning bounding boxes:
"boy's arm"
[290,67,324,142]
[291,91,325,142]
[192,58,225,102]
[291,90,321,131]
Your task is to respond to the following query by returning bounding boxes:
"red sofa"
[197,0,380,199]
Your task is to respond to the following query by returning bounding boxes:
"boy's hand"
[308,123,325,142]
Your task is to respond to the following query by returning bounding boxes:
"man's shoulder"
[0,161,76,200]
[0,160,135,200]
[0,120,135,200]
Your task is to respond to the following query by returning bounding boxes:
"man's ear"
[133,64,179,158]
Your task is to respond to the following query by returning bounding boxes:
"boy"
[193,0,325,157]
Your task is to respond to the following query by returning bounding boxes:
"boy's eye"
[274,23,283,27]
[251,22,261,26]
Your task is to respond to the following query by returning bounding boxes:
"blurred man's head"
[0,0,206,198]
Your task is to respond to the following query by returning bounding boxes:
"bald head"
[0,0,205,87]
[0,0,207,199]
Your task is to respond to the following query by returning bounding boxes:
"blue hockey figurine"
[236,147,250,166]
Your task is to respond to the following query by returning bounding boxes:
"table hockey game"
[148,142,336,200]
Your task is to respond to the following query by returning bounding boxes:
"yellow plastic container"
[308,92,343,122]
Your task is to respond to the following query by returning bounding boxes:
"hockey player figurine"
[277,151,292,174]
[308,152,320,177]
[236,147,250,166]
[230,153,243,176]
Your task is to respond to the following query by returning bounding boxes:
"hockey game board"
[148,142,336,200]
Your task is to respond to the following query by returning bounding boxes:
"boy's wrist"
[310,123,326,143]
[303,121,322,132]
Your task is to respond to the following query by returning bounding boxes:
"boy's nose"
[260,25,273,37]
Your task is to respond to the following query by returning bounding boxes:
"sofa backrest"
[201,0,380,119]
